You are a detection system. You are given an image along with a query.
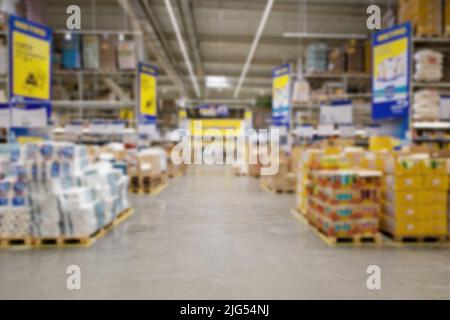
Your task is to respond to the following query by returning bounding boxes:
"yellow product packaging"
[423,175,448,191]
[430,205,447,221]
[384,203,422,222]
[422,159,447,176]
[385,190,421,206]
[383,175,422,191]
[421,191,447,207]
[381,215,423,236]
[424,220,447,236]
[388,157,424,176]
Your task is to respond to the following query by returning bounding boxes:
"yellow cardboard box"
[384,203,422,222]
[423,175,448,191]
[384,175,422,190]
[381,215,423,236]
[385,190,421,206]
[421,191,447,206]
[422,159,447,175]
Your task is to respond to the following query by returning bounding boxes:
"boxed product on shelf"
[117,41,136,70]
[345,40,364,73]
[100,36,117,71]
[446,0,450,35]
[82,35,100,69]
[62,34,81,69]
[398,0,442,36]
[306,43,328,74]
[0,39,6,75]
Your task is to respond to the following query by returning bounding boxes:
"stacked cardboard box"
[128,148,168,192]
[307,169,382,238]
[163,143,187,177]
[398,0,442,36]
[260,153,296,192]
[368,153,448,237]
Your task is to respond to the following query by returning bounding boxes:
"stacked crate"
[377,155,448,239]
[307,169,382,239]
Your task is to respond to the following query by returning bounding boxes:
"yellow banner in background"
[12,31,51,100]
[139,72,157,117]
[188,119,244,137]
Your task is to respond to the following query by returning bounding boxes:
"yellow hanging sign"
[10,16,52,100]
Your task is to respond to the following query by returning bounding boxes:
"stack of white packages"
[0,142,131,239]
[0,169,32,237]
[414,50,443,82]
[0,145,32,238]
[413,89,441,121]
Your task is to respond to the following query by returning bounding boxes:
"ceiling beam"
[117,0,189,97]
[234,0,274,98]
[177,0,205,83]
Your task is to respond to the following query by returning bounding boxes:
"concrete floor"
[1,165,450,299]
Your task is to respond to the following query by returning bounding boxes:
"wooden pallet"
[0,237,33,248]
[169,172,182,178]
[234,172,248,177]
[381,231,447,244]
[129,182,168,195]
[291,209,382,246]
[2,208,134,249]
[260,181,294,194]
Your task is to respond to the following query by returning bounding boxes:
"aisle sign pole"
[272,64,292,150]
[137,62,158,142]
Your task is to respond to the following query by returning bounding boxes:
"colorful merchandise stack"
[307,169,382,239]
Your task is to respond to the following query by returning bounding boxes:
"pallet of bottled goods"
[0,142,132,248]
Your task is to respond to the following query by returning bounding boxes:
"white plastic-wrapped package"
[414,50,443,82]
[413,90,440,121]
[68,200,104,237]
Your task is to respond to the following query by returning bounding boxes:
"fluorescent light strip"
[234,0,274,99]
[164,0,201,98]
[283,32,367,40]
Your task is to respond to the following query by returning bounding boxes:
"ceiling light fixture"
[205,76,230,89]
[164,0,201,98]
[64,31,72,41]
[234,0,274,99]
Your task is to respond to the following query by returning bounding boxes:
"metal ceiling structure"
[45,0,396,103]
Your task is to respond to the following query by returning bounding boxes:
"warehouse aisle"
[1,166,450,299]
